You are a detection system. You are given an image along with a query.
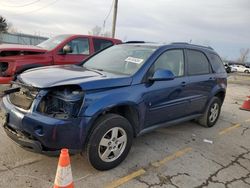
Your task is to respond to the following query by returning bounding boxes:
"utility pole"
[112,0,118,38]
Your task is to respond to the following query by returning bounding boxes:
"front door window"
[64,38,90,55]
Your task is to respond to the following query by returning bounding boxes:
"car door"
[185,49,217,115]
[143,49,190,127]
[237,65,242,72]
[55,37,90,65]
[237,65,244,72]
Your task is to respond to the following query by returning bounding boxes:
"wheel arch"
[214,90,226,103]
[83,104,141,150]
[91,104,140,136]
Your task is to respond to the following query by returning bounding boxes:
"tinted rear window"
[93,38,113,52]
[187,50,210,75]
[210,54,226,73]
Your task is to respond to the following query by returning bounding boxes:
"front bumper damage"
[0,94,90,156]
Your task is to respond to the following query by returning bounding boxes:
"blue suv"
[0,42,227,170]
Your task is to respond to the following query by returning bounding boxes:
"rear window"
[93,38,113,52]
[210,54,226,73]
[187,50,210,75]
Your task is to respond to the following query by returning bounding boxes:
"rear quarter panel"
[209,72,227,101]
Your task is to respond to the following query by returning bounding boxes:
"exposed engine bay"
[7,82,84,119]
[37,87,84,119]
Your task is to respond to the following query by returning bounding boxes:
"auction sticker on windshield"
[125,57,144,64]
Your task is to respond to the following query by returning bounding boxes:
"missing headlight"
[38,87,84,119]
[8,83,38,110]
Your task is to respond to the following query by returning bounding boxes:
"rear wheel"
[87,113,133,170]
[244,70,250,74]
[198,97,222,127]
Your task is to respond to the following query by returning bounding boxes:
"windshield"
[37,35,70,50]
[83,45,157,75]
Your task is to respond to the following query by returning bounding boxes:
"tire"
[198,97,222,127]
[87,113,133,170]
[244,70,250,74]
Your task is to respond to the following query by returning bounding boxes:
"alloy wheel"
[98,127,127,162]
[209,103,219,123]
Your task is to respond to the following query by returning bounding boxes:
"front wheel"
[87,114,133,170]
[198,97,222,127]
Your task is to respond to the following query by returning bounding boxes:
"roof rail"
[125,41,145,44]
[170,42,214,50]
[189,44,214,50]
[171,42,189,45]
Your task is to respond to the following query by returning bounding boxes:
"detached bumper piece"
[3,124,60,156]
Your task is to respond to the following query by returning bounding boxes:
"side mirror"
[149,69,175,81]
[62,45,72,54]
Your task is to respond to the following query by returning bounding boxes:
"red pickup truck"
[0,34,122,84]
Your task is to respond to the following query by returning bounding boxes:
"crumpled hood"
[18,65,132,90]
[0,44,47,53]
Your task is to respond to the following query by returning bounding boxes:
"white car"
[229,65,237,72]
[231,65,250,73]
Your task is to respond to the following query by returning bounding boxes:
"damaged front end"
[0,50,44,75]
[7,82,84,119]
[7,83,39,110]
[0,61,10,78]
[37,86,84,119]
[1,83,86,154]
[0,50,44,57]
[0,48,47,84]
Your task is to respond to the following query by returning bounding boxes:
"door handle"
[181,81,186,87]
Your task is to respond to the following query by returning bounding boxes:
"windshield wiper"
[87,68,105,75]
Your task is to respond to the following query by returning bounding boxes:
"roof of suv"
[123,42,215,53]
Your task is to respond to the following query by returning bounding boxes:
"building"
[0,33,48,45]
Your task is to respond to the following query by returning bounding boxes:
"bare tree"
[238,48,250,64]
[0,16,9,33]
[7,23,17,34]
[88,25,112,37]
[88,25,102,36]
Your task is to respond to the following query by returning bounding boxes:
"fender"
[83,91,142,117]
[79,91,145,147]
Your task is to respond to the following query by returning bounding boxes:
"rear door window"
[187,50,210,75]
[93,38,113,52]
[210,54,226,73]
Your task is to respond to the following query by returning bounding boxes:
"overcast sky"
[0,0,250,60]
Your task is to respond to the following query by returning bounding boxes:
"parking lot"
[0,74,250,188]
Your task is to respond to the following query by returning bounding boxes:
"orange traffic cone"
[240,96,250,111]
[54,149,74,188]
